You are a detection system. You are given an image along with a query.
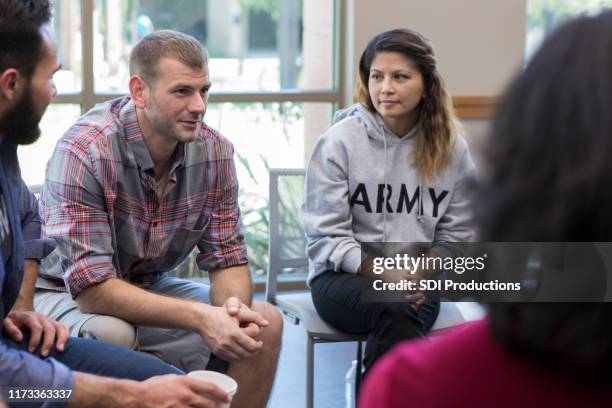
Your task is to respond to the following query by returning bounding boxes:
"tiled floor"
[267,313,360,408]
[253,292,361,408]
[262,296,487,407]
[224,291,488,406]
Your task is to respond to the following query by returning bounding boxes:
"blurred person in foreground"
[359,10,612,408]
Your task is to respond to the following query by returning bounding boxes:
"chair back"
[265,168,307,303]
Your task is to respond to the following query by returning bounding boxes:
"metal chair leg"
[355,341,363,405]
[307,334,314,408]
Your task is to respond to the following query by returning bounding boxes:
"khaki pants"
[34,275,221,372]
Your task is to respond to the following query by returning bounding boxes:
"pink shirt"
[360,319,611,408]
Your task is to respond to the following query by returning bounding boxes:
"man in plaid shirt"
[35,30,282,408]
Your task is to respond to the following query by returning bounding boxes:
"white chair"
[265,168,485,408]
[265,168,366,408]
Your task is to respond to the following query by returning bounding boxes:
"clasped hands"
[380,266,428,310]
[200,297,269,363]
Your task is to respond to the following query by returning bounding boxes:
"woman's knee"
[374,302,422,338]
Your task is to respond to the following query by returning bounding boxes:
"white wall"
[344,0,527,100]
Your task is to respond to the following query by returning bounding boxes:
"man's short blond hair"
[129,30,208,83]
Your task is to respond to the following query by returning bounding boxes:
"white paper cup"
[187,370,238,408]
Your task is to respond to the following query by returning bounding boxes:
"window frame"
[52,0,347,111]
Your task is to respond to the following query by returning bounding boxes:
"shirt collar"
[118,97,185,175]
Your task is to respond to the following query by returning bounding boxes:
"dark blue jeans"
[311,271,440,371]
[3,334,182,380]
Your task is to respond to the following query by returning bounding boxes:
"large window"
[92,0,333,93]
[19,105,81,186]
[23,0,342,278]
[526,0,612,60]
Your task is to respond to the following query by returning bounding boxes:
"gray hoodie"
[302,104,476,284]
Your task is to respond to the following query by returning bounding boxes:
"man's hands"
[2,259,68,357]
[2,310,69,357]
[71,372,230,408]
[224,296,269,337]
[134,374,230,408]
[197,297,268,362]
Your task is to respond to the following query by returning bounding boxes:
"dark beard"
[0,84,42,146]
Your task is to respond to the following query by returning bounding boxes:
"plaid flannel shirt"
[38,96,248,297]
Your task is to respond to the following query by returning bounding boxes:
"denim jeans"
[3,334,182,380]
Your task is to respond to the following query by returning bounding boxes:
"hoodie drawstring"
[380,120,424,239]
[418,178,424,223]
[382,125,388,242]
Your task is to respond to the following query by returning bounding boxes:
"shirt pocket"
[167,218,210,255]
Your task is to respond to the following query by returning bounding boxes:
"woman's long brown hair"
[357,28,457,181]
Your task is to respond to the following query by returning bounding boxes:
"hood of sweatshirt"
[332,104,418,143]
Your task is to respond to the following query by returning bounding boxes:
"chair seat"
[276,292,486,339]
[276,293,368,341]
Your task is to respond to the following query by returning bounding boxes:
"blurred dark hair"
[478,10,612,384]
[357,28,456,181]
[0,0,52,79]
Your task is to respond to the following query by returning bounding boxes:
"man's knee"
[80,315,137,349]
[252,301,283,346]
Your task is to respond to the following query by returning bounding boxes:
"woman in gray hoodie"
[302,28,476,370]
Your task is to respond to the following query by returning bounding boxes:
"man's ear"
[129,75,149,109]
[0,68,22,102]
